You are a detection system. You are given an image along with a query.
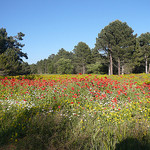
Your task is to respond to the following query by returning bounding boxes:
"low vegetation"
[0,74,150,149]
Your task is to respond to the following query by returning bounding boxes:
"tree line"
[1,20,150,75]
[30,20,150,75]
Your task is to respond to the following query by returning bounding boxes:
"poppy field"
[0,74,150,150]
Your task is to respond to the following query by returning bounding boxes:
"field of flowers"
[0,74,150,150]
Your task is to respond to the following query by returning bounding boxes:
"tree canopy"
[95,20,136,75]
[0,28,29,75]
[138,32,150,73]
[73,42,91,74]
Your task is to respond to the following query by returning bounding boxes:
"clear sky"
[1,0,150,64]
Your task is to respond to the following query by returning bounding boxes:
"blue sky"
[1,0,150,64]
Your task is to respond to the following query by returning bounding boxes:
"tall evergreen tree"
[57,48,72,59]
[20,62,31,75]
[131,38,145,73]
[73,42,91,74]
[30,64,37,74]
[95,20,136,75]
[0,28,28,75]
[37,60,44,74]
[91,48,101,63]
[138,32,150,74]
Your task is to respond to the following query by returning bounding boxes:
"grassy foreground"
[0,74,150,150]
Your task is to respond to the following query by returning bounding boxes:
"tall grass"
[0,74,150,149]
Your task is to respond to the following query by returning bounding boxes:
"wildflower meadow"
[0,74,150,150]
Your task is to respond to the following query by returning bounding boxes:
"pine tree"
[95,20,136,75]
[138,32,150,74]
[0,28,28,75]
[73,42,91,74]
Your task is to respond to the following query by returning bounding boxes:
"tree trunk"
[108,65,110,75]
[122,65,124,75]
[118,58,120,75]
[110,53,113,75]
[145,57,148,74]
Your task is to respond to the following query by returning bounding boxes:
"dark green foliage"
[73,42,92,74]
[57,48,72,60]
[86,62,107,74]
[0,28,29,75]
[20,62,31,75]
[30,64,37,74]
[95,20,136,75]
[115,137,150,150]
[0,49,22,75]
[35,48,76,74]
[91,48,101,63]
[138,32,150,73]
[56,58,74,74]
